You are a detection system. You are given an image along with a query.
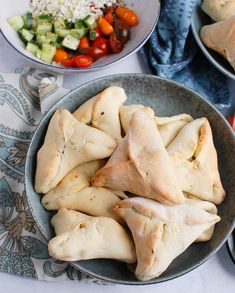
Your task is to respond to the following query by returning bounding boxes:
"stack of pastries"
[35,86,225,281]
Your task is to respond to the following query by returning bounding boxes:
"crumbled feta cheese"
[30,0,119,22]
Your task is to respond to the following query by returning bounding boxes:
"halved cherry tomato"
[115,7,139,27]
[105,11,116,25]
[74,55,93,68]
[92,37,109,54]
[78,36,90,49]
[109,33,123,53]
[53,49,69,63]
[61,56,76,67]
[115,19,130,45]
[95,27,102,38]
[98,17,114,35]
[78,47,107,61]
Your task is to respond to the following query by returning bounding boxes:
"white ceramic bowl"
[0,0,160,73]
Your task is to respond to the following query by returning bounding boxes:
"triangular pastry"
[200,16,235,70]
[114,197,220,281]
[41,160,127,223]
[168,118,226,204]
[35,109,116,194]
[120,104,154,134]
[201,0,235,22]
[48,209,136,263]
[73,86,127,142]
[92,111,185,205]
[185,194,218,242]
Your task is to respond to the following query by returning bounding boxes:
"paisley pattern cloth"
[0,68,100,282]
[141,0,231,110]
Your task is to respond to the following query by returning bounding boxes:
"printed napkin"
[0,68,100,282]
[141,0,231,109]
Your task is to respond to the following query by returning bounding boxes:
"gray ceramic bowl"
[0,0,160,73]
[191,0,235,80]
[25,74,235,284]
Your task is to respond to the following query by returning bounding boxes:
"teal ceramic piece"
[191,0,235,80]
[25,74,235,284]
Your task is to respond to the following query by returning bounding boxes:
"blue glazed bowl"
[191,0,235,80]
[25,74,235,284]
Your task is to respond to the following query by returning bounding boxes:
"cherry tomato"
[92,37,109,54]
[105,11,116,25]
[78,47,106,61]
[53,49,69,63]
[61,56,76,68]
[95,27,102,38]
[109,32,123,53]
[98,17,114,35]
[115,7,139,27]
[74,55,93,68]
[115,19,130,45]
[78,36,90,49]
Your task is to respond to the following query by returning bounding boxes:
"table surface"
[0,33,234,293]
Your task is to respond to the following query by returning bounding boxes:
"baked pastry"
[114,197,220,281]
[48,209,136,263]
[92,111,185,205]
[34,109,116,194]
[41,160,126,223]
[119,104,154,134]
[73,86,127,142]
[168,118,226,204]
[201,0,235,22]
[200,16,235,70]
[185,194,218,242]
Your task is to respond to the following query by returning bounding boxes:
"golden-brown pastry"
[168,118,226,204]
[92,111,185,205]
[114,197,220,281]
[48,209,136,263]
[119,104,154,134]
[201,0,235,22]
[200,16,235,70]
[73,86,127,142]
[185,194,218,242]
[35,109,116,194]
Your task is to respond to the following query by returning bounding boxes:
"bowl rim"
[190,4,235,81]
[0,1,160,73]
[25,73,235,285]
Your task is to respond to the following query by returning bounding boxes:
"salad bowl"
[25,74,235,284]
[0,0,160,72]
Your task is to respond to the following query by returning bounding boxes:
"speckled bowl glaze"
[0,0,160,73]
[25,74,235,285]
[191,0,235,80]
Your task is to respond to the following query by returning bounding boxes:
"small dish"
[191,0,235,80]
[0,0,160,73]
[25,74,235,285]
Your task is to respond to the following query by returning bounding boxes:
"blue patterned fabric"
[141,0,231,110]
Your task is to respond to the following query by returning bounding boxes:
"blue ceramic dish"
[191,0,235,80]
[25,74,235,284]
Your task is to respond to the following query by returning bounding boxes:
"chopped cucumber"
[71,28,88,39]
[42,43,56,56]
[37,22,52,34]
[56,28,70,38]
[36,34,50,45]
[75,19,85,29]
[23,12,33,29]
[54,19,66,30]
[26,42,39,55]
[83,15,97,29]
[46,32,61,43]
[8,16,24,32]
[36,49,54,64]
[89,30,97,41]
[62,34,80,50]
[38,14,52,21]
[19,28,34,43]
